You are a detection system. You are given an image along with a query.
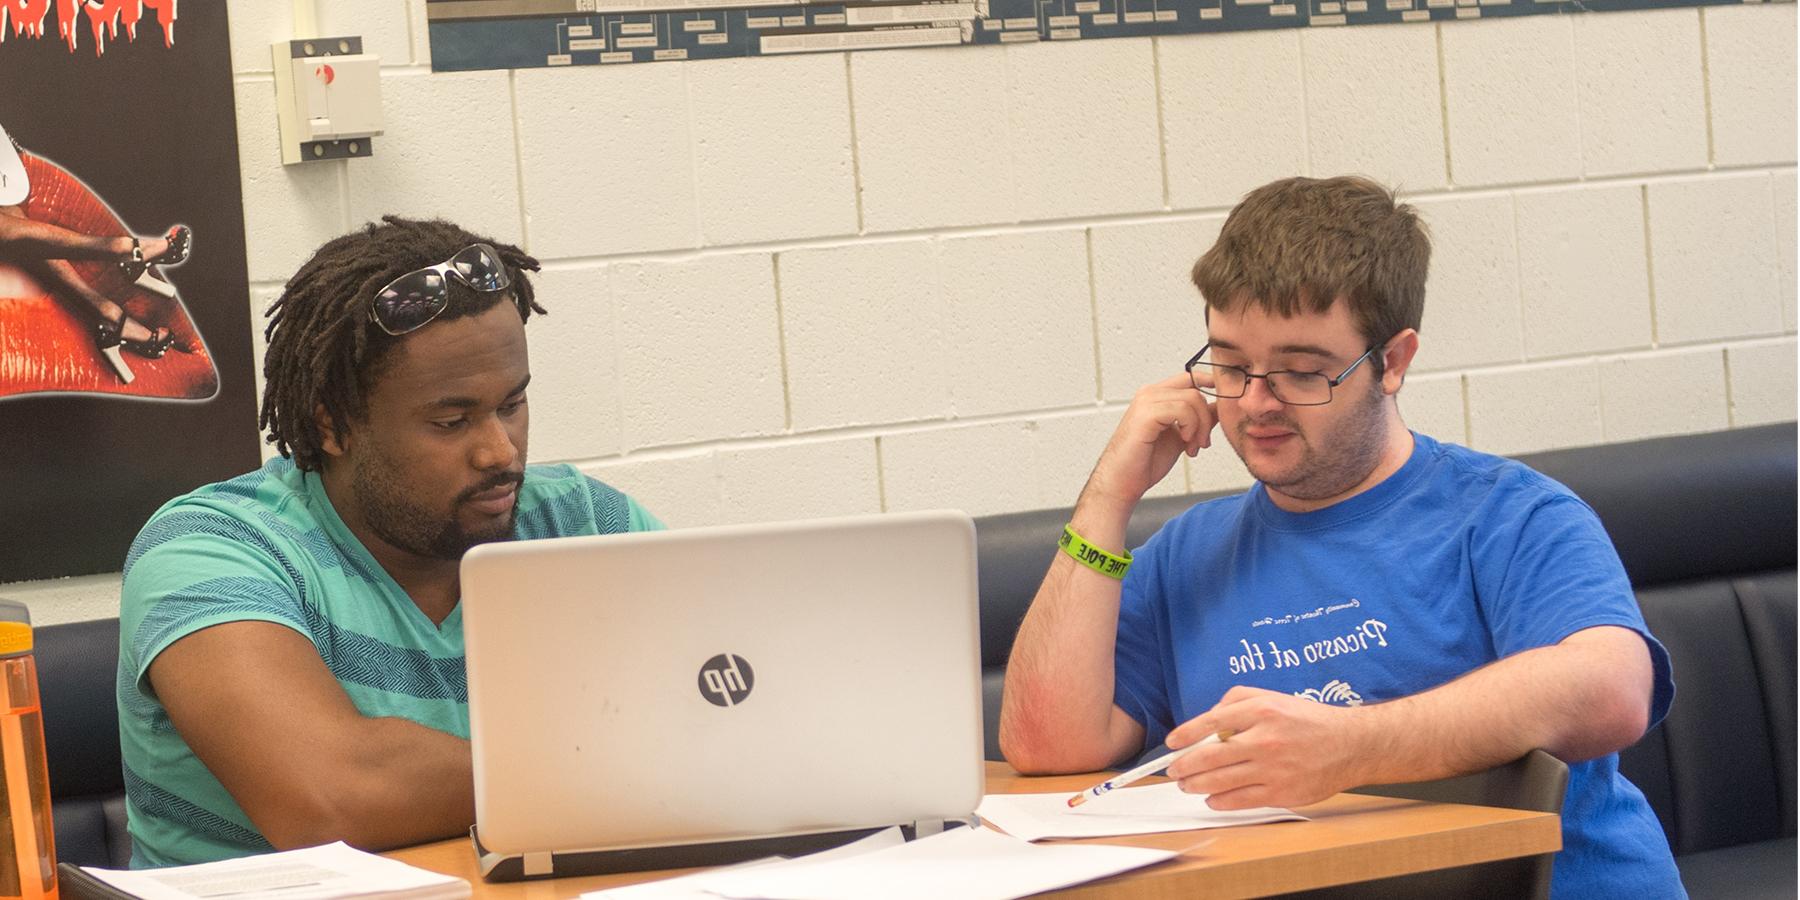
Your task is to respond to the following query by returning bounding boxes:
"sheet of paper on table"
[579,827,907,899]
[975,782,1306,841]
[74,842,469,900]
[685,826,1175,900]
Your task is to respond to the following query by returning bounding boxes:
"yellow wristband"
[1059,524,1132,579]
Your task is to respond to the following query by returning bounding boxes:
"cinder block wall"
[6,0,1795,619]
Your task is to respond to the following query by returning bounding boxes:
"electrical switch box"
[272,36,383,165]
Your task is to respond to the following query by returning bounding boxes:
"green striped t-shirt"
[117,457,660,867]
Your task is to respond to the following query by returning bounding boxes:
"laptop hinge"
[908,817,974,839]
[522,851,554,877]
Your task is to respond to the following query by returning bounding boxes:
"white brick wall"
[1302,23,1446,192]
[1514,185,1654,359]
[10,2,1795,615]
[1598,347,1729,442]
[1158,31,1308,210]
[687,55,859,245]
[939,230,1096,417]
[777,239,952,429]
[1440,16,1581,188]
[849,46,1015,232]
[1704,4,1799,168]
[1728,337,1800,427]
[1576,9,1709,178]
[1090,216,1223,401]
[1005,41,1164,221]
[346,72,525,248]
[1773,171,1797,331]
[1466,359,1604,457]
[1412,193,1524,371]
[1647,173,1785,344]
[522,266,623,462]
[513,63,699,257]
[611,254,786,449]
[1401,372,1468,445]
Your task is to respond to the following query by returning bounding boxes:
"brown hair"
[1191,176,1430,355]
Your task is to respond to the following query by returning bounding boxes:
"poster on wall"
[0,3,260,582]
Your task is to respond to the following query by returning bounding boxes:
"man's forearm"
[1350,627,1655,787]
[257,715,475,852]
[998,497,1136,772]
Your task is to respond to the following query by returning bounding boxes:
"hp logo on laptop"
[698,653,754,707]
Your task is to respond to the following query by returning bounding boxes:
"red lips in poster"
[0,126,218,399]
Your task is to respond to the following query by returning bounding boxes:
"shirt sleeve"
[1473,493,1675,729]
[626,496,665,532]
[1113,526,1177,752]
[119,508,315,698]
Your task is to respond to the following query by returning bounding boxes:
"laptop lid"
[460,510,985,859]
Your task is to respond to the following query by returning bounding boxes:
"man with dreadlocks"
[115,217,661,867]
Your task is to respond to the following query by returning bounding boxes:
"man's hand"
[1163,686,1379,810]
[1081,372,1219,515]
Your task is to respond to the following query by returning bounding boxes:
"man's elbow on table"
[249,781,375,852]
[999,699,1137,775]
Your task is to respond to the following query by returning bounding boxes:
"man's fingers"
[1164,735,1250,780]
[1202,783,1277,811]
[1156,391,1219,446]
[1174,761,1258,800]
[1168,704,1247,748]
[1218,685,1282,705]
[1159,370,1200,391]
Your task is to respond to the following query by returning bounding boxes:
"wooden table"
[387,762,1560,900]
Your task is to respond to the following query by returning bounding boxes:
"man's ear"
[315,404,350,458]
[1379,329,1420,395]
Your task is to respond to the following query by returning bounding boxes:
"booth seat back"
[37,615,130,868]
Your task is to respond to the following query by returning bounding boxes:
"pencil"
[1066,729,1233,808]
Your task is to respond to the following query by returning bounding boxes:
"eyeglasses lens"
[1268,373,1329,405]
[1189,363,1331,405]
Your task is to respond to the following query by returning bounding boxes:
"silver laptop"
[459,510,986,880]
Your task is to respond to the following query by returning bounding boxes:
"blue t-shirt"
[1113,432,1682,899]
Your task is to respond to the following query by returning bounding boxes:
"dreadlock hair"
[259,216,544,472]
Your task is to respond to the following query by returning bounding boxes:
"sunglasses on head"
[369,242,513,336]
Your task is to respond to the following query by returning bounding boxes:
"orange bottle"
[0,603,55,900]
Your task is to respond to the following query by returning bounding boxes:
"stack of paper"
[71,842,469,900]
[586,781,1303,900]
[583,826,1175,900]
[975,781,1306,841]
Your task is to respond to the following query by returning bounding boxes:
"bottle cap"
[0,600,32,657]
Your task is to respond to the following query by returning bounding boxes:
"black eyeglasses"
[1185,342,1382,406]
[369,243,512,336]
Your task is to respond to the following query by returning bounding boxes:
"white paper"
[691,826,1174,900]
[579,828,907,899]
[975,782,1305,841]
[81,842,469,900]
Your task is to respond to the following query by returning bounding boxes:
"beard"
[350,457,522,561]
[1231,379,1390,503]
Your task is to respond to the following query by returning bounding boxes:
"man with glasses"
[116,217,661,866]
[1000,177,1681,898]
